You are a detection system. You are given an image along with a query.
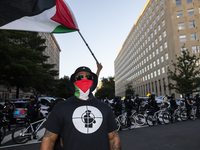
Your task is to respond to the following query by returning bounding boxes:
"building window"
[199,7,200,14]
[148,74,150,80]
[192,46,199,53]
[177,11,183,18]
[154,71,157,77]
[162,19,165,26]
[153,51,155,57]
[152,42,155,48]
[176,0,182,6]
[152,1,154,6]
[160,0,163,5]
[150,63,153,69]
[150,23,153,29]
[156,5,159,11]
[150,15,152,20]
[187,0,193,4]
[147,28,150,33]
[164,42,168,48]
[147,19,149,24]
[161,56,164,62]
[158,24,161,31]
[160,45,163,52]
[191,33,198,40]
[149,45,151,51]
[161,9,164,16]
[149,54,152,59]
[149,6,151,12]
[162,67,165,74]
[165,53,169,60]
[151,33,154,39]
[157,58,160,65]
[147,65,149,70]
[153,19,156,25]
[146,11,148,16]
[188,9,194,16]
[155,38,158,44]
[153,61,156,67]
[178,22,185,30]
[151,73,153,78]
[157,15,160,21]
[163,30,166,37]
[146,47,148,53]
[156,48,159,54]
[159,35,162,41]
[158,69,161,75]
[189,20,196,28]
[148,36,150,42]
[153,10,155,15]
[180,35,186,42]
[147,56,149,62]
[154,29,157,35]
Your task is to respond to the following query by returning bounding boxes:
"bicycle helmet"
[30,95,36,99]
[136,94,139,96]
[151,94,155,99]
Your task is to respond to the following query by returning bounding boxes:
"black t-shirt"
[185,97,191,108]
[44,96,117,150]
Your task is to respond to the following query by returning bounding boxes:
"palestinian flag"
[0,0,79,33]
[74,79,93,100]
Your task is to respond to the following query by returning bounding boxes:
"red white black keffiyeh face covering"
[74,79,93,100]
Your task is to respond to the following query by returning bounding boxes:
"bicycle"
[12,117,46,144]
[0,112,9,143]
[115,111,136,131]
[131,109,146,126]
[146,108,165,127]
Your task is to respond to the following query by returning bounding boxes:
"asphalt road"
[0,119,200,150]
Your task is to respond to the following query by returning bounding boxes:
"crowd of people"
[102,92,200,125]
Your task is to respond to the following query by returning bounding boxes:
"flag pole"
[78,31,99,64]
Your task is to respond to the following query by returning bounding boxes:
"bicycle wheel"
[12,125,30,144]
[128,117,136,129]
[180,110,187,121]
[115,118,121,131]
[0,126,6,142]
[189,110,196,121]
[134,114,146,126]
[146,115,155,127]
[163,113,170,124]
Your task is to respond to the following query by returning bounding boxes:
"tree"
[53,76,73,99]
[125,85,135,97]
[95,76,115,100]
[167,46,200,96]
[0,30,58,98]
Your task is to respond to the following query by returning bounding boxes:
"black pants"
[196,104,200,117]
[186,107,192,118]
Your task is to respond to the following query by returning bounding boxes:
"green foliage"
[167,46,200,95]
[95,76,115,100]
[53,76,73,99]
[125,85,135,97]
[0,30,58,98]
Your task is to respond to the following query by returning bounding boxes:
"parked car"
[38,97,56,116]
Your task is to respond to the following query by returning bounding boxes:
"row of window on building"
[177,7,200,18]
[176,0,200,6]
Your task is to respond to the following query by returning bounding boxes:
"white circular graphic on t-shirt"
[72,106,103,134]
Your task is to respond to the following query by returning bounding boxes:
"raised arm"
[40,129,59,150]
[96,63,103,77]
[108,130,122,150]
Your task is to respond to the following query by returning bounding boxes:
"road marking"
[0,141,41,149]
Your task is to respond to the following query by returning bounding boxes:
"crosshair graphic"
[72,106,103,134]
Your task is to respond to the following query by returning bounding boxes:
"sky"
[54,0,148,80]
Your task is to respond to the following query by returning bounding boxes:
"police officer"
[194,92,200,118]
[170,93,178,122]
[25,95,40,139]
[133,94,141,113]
[124,94,134,127]
[4,100,14,131]
[185,92,192,119]
[113,96,122,117]
[148,94,158,113]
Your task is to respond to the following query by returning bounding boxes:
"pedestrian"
[169,93,178,122]
[40,65,121,150]
[113,96,122,117]
[163,95,169,108]
[25,95,41,139]
[104,97,109,105]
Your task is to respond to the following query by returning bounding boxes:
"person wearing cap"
[194,92,200,118]
[169,93,178,122]
[40,65,121,150]
[25,95,41,139]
